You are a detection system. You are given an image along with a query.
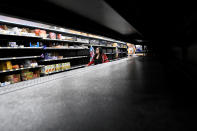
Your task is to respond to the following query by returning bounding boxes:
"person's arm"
[102,54,109,63]
[87,58,95,66]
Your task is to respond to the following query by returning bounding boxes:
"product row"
[0,25,89,43]
[0,69,40,87]
[0,60,39,71]
[0,41,89,49]
[41,62,71,74]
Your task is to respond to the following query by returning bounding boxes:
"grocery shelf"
[0,65,44,74]
[0,32,42,39]
[0,15,128,44]
[41,56,88,62]
[44,47,89,50]
[0,47,43,49]
[0,56,41,61]
[42,38,89,44]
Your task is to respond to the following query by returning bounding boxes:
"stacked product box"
[41,62,71,74]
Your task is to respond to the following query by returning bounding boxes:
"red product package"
[49,32,56,39]
[39,30,47,38]
[57,34,62,40]
[34,29,40,36]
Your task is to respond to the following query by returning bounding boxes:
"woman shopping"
[87,47,109,66]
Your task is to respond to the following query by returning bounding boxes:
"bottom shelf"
[0,57,127,90]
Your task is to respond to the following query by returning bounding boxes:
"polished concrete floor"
[0,56,196,131]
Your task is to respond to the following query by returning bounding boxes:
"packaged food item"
[57,34,62,40]
[51,65,56,72]
[55,64,60,72]
[29,42,39,47]
[33,70,40,78]
[0,61,12,71]
[41,66,49,74]
[8,42,18,47]
[12,65,19,69]
[49,32,56,39]
[11,27,21,35]
[34,29,40,36]
[48,65,52,73]
[58,56,63,59]
[13,74,21,83]
[112,43,117,47]
[30,60,38,67]
[21,70,33,80]
[0,25,8,30]
[4,75,14,84]
[4,74,20,84]
[59,63,62,71]
[23,60,31,67]
[27,72,33,80]
[65,62,71,69]
[61,63,66,70]
[39,30,47,38]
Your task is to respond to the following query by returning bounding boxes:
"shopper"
[87,47,109,66]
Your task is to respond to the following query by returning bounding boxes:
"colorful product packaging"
[49,32,56,39]
[0,61,12,71]
[39,30,47,38]
[57,34,62,40]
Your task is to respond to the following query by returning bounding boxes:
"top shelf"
[0,15,127,44]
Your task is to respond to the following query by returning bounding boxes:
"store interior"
[0,0,197,131]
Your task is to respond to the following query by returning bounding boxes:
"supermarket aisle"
[0,56,194,131]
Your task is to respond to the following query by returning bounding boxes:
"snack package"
[39,30,47,38]
[49,32,56,39]
[13,74,21,83]
[27,72,33,80]
[48,65,52,73]
[66,62,71,69]
[12,65,19,69]
[57,34,62,40]
[34,29,40,36]
[33,70,40,78]
[30,42,39,47]
[112,43,118,47]
[51,65,55,72]
[41,66,48,74]
[55,64,59,72]
[4,75,14,84]
[0,25,8,30]
[61,63,66,70]
[8,42,17,47]
[0,61,12,71]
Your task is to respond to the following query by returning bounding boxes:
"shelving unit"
[0,56,40,61]
[0,47,43,49]
[0,65,43,74]
[0,14,128,88]
[40,56,88,62]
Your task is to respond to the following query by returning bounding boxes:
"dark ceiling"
[1,0,197,45]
